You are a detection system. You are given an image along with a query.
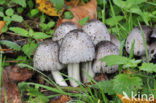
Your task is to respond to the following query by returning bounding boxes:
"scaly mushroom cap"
[82,19,110,45]
[59,29,95,64]
[33,40,63,71]
[125,26,152,56]
[110,34,120,49]
[149,41,156,60]
[52,22,78,42]
[93,41,119,73]
[151,27,156,38]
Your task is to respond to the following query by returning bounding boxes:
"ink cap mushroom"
[33,40,68,86]
[93,41,120,74]
[151,27,156,38]
[52,22,78,45]
[110,34,121,49]
[149,41,156,60]
[125,26,152,56]
[82,19,111,45]
[59,29,95,87]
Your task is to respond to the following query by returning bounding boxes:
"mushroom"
[151,27,156,38]
[82,19,110,82]
[149,41,156,60]
[110,34,121,49]
[52,22,78,45]
[125,26,152,56]
[82,19,111,45]
[33,40,68,86]
[93,41,119,74]
[59,29,95,87]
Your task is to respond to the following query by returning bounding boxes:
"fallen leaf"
[0,21,6,34]
[36,0,81,17]
[1,65,33,103]
[56,0,97,28]
[118,94,155,103]
[94,73,108,82]
[5,64,33,82]
[50,95,71,103]
[1,69,21,103]
[36,0,63,16]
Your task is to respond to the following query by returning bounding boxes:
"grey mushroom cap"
[59,29,95,64]
[33,40,63,71]
[52,22,78,42]
[125,26,152,56]
[93,41,119,73]
[82,19,110,45]
[110,34,120,49]
[151,27,156,38]
[149,41,156,60]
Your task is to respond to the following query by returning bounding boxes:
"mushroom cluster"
[32,20,156,87]
[125,25,156,61]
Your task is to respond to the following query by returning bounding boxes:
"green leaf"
[113,74,143,96]
[63,11,73,19]
[3,16,12,25]
[50,0,64,10]
[47,21,55,29]
[0,11,4,17]
[105,16,123,26]
[17,7,24,14]
[0,40,21,51]
[30,9,39,17]
[0,0,5,4]
[113,0,147,10]
[31,32,51,39]
[22,41,38,58]
[16,56,27,63]
[2,25,8,33]
[139,63,156,73]
[92,80,115,95]
[11,0,26,8]
[28,0,34,9]
[100,55,141,68]
[9,27,29,37]
[5,8,14,16]
[39,23,47,31]
[100,55,129,66]
[79,16,90,26]
[11,15,23,22]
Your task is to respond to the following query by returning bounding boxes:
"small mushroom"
[52,22,78,45]
[82,19,110,45]
[33,40,68,86]
[149,41,156,60]
[151,27,156,38]
[125,26,152,56]
[93,41,119,74]
[110,34,121,49]
[59,29,95,87]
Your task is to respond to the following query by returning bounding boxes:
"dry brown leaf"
[56,0,97,28]
[1,65,33,103]
[5,65,33,82]
[1,69,21,103]
[50,95,71,103]
[118,94,156,103]
[94,73,108,82]
[0,21,6,34]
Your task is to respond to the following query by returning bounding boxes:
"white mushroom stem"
[82,61,95,83]
[51,71,68,86]
[68,63,80,87]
